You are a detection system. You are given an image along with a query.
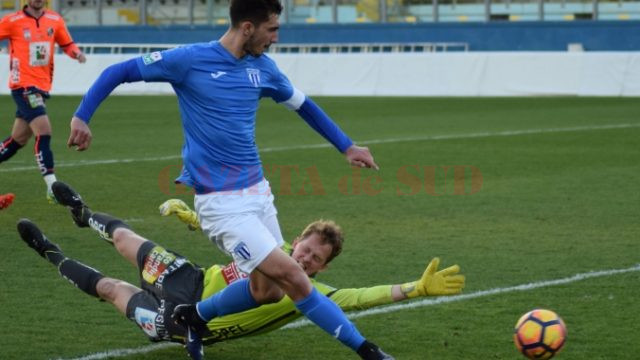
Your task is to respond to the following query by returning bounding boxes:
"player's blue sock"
[196,278,258,321]
[295,288,366,351]
[0,136,23,163]
[34,134,54,175]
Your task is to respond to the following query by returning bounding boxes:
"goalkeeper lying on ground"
[17,181,465,356]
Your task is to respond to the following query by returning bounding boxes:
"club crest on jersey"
[246,68,261,88]
[47,27,54,37]
[142,51,162,65]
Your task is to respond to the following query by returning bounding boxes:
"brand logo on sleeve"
[142,51,163,65]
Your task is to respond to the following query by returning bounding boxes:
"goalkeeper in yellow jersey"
[17,181,465,359]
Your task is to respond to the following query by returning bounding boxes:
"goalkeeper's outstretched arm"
[328,258,465,311]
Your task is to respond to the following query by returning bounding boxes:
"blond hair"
[294,220,343,264]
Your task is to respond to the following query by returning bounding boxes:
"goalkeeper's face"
[291,233,333,276]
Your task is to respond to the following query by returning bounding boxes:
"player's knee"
[96,278,119,302]
[11,132,31,145]
[112,228,136,250]
[276,267,312,299]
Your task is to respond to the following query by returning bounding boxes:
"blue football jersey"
[136,41,295,193]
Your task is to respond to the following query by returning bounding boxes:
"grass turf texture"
[1,96,639,359]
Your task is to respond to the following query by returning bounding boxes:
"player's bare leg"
[95,278,142,314]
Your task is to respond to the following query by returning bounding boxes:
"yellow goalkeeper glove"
[400,257,465,298]
[158,199,201,231]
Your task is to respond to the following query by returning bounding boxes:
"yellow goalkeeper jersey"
[198,248,393,343]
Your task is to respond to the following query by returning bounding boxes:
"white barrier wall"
[1,52,639,96]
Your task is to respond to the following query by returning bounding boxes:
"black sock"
[0,136,23,163]
[34,134,54,175]
[44,248,66,267]
[89,212,131,242]
[58,258,104,298]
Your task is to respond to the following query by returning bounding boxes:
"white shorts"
[194,178,284,274]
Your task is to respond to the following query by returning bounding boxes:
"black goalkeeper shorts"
[125,241,204,342]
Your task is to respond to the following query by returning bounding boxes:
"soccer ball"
[514,309,567,359]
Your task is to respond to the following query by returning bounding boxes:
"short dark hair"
[294,220,344,264]
[230,0,283,27]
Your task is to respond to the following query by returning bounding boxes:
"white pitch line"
[284,263,640,329]
[3,123,638,174]
[53,343,178,360]
[57,263,640,360]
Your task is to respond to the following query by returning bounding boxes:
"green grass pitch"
[1,96,639,359]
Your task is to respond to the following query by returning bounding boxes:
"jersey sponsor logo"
[155,257,186,290]
[210,71,227,79]
[156,299,168,340]
[88,218,110,240]
[10,58,20,83]
[134,307,159,338]
[233,242,251,260]
[220,261,248,284]
[142,51,163,65]
[29,42,50,67]
[246,68,261,87]
[207,324,247,340]
[142,246,177,285]
[22,28,31,41]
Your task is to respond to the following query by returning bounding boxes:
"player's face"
[244,14,279,57]
[291,233,333,276]
[27,0,46,11]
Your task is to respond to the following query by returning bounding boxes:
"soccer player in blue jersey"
[67,0,388,358]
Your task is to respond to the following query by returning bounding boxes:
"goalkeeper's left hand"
[159,199,201,231]
[400,257,465,298]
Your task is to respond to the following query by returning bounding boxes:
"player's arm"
[265,71,379,170]
[289,91,379,170]
[70,47,191,151]
[68,59,143,151]
[327,258,465,311]
[0,17,12,39]
[55,22,85,63]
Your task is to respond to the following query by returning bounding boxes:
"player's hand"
[68,116,92,151]
[76,52,87,64]
[400,258,465,298]
[159,199,201,231]
[345,144,379,170]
